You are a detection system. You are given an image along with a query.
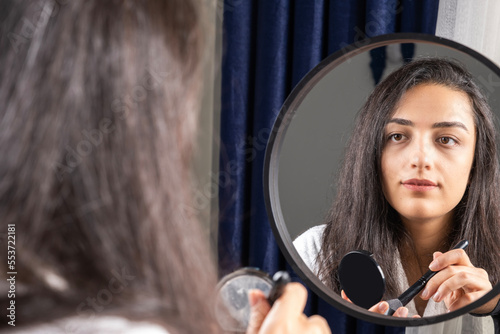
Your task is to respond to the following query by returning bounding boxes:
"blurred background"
[197,1,500,332]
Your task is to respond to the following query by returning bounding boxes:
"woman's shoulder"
[293,224,326,275]
[294,224,326,245]
[1,316,170,334]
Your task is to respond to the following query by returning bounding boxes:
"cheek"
[380,152,399,182]
[380,155,393,198]
[459,148,475,182]
[447,156,474,198]
[454,165,473,190]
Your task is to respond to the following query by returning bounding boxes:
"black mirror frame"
[263,32,500,327]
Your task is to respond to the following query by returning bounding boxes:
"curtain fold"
[435,0,500,66]
[291,1,326,86]
[248,1,292,273]
[218,0,440,331]
[217,0,256,275]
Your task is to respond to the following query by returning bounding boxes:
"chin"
[398,208,453,224]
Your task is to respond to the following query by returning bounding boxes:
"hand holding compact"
[338,240,471,317]
[421,249,498,314]
[340,290,419,318]
[247,283,331,334]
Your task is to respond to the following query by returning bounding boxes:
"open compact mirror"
[263,33,500,327]
[215,268,291,332]
[338,250,386,309]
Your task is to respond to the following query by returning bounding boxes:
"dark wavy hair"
[318,58,500,299]
[1,1,217,333]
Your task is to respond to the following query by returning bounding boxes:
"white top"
[1,316,170,334]
[293,224,494,333]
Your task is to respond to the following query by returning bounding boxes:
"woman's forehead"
[389,84,475,126]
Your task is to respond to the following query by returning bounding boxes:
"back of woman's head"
[320,57,500,295]
[1,1,217,332]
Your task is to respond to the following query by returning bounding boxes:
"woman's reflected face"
[380,84,476,225]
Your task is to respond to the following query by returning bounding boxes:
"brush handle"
[399,239,469,305]
[267,271,291,306]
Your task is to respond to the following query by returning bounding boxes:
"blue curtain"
[218,0,439,332]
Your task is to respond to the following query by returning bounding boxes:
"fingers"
[421,266,491,303]
[393,307,409,317]
[367,302,414,318]
[446,290,488,312]
[306,315,331,334]
[344,291,412,318]
[249,283,331,334]
[341,290,353,304]
[368,301,389,314]
[247,289,272,334]
[418,248,494,314]
[343,289,416,318]
[433,251,443,261]
[271,283,308,318]
[428,249,472,271]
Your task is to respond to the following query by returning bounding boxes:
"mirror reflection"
[273,38,500,326]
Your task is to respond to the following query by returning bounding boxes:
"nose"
[410,141,433,170]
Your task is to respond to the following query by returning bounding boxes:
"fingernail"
[379,302,388,312]
[401,308,409,317]
[432,291,441,302]
[429,261,438,271]
[421,289,428,299]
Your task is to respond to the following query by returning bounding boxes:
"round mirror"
[264,33,500,327]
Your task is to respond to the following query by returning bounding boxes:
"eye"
[388,133,406,142]
[437,137,457,146]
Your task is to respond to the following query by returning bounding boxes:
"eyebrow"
[387,118,469,133]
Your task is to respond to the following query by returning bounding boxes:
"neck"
[400,213,453,263]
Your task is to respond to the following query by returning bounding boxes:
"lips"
[402,179,437,191]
